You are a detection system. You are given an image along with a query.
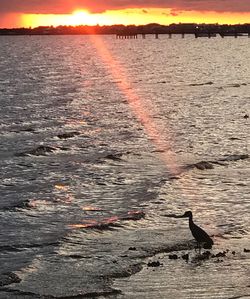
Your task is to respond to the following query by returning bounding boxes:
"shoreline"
[113,244,250,298]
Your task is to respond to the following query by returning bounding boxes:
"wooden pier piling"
[116,33,138,39]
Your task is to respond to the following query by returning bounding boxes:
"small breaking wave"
[0,199,31,212]
[183,154,249,172]
[189,81,214,86]
[15,145,68,157]
[0,287,122,299]
[68,210,145,231]
[56,131,81,139]
[226,82,248,88]
[0,241,60,253]
[0,272,21,287]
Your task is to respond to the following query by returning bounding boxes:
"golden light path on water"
[89,34,182,176]
[90,34,225,234]
[86,34,219,229]
[88,35,195,181]
[67,34,218,233]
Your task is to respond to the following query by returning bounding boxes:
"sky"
[0,0,250,28]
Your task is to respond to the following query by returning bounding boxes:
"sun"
[21,10,99,28]
[72,10,88,23]
[70,10,96,26]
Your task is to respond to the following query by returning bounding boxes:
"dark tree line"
[0,23,250,35]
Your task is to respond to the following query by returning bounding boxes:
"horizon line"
[1,22,250,30]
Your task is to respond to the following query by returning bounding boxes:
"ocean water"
[0,35,249,298]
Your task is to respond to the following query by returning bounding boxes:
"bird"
[180,211,214,250]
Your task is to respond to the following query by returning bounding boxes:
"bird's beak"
[176,213,188,218]
[163,213,188,218]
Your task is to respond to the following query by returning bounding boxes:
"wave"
[56,131,81,139]
[15,145,57,157]
[0,288,121,298]
[183,154,249,172]
[0,272,21,287]
[226,83,248,88]
[15,145,68,157]
[0,241,60,253]
[0,199,31,212]
[68,210,145,231]
[189,81,214,86]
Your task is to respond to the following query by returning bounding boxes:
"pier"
[116,31,250,39]
[114,23,250,40]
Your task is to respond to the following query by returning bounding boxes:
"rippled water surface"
[0,35,249,298]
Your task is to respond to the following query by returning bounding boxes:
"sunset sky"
[0,1,250,28]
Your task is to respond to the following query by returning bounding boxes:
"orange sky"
[0,2,250,28]
[17,9,250,28]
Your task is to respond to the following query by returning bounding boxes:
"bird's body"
[181,211,213,249]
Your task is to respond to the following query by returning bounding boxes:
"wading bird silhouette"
[180,211,214,250]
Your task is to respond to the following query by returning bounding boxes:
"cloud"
[162,8,182,17]
[0,0,249,14]
[170,11,179,17]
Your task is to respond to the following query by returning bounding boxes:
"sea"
[0,35,249,299]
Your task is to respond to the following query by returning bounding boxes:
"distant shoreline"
[0,23,250,36]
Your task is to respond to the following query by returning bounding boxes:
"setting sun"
[21,10,98,28]
[71,10,94,25]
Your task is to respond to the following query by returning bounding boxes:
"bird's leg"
[197,242,202,255]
